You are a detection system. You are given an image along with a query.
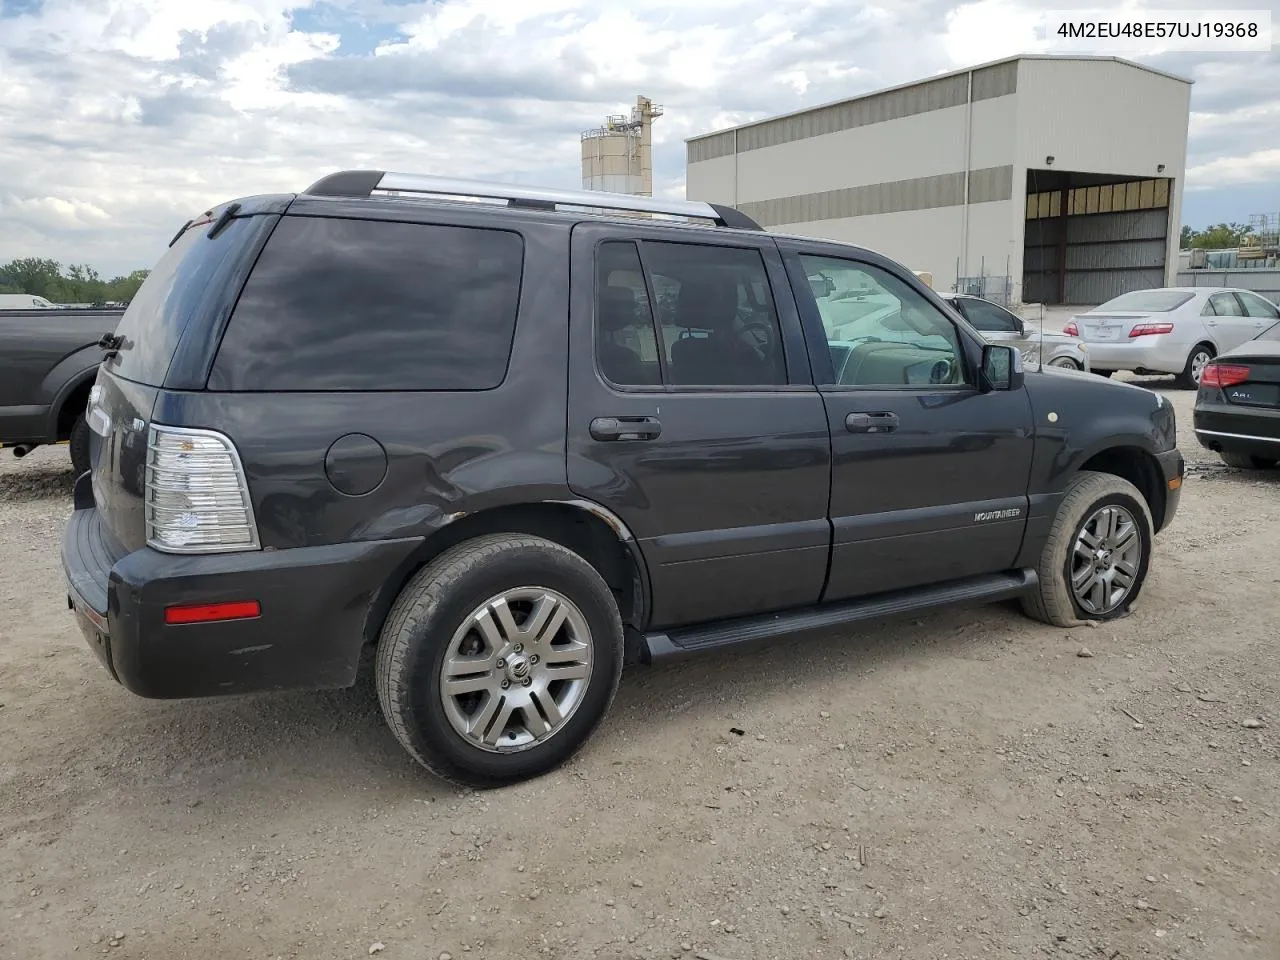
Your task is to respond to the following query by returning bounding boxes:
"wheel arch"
[362,500,651,650]
[43,357,101,441]
[1077,444,1168,532]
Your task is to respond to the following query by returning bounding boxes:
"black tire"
[1220,450,1278,470]
[1021,470,1153,627]
[375,533,624,788]
[1047,357,1081,371]
[1175,343,1215,390]
[69,412,91,476]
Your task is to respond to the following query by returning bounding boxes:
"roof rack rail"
[303,170,763,231]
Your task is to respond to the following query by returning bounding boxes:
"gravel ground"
[1,381,1277,960]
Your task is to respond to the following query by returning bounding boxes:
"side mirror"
[1014,317,1027,337]
[980,344,1024,392]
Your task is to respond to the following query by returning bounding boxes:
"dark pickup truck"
[0,308,121,474]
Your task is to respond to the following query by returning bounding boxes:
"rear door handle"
[590,416,662,441]
[845,411,899,434]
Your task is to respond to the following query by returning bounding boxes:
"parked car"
[0,308,121,474]
[937,292,1091,372]
[1193,319,1280,469]
[0,293,57,309]
[1064,287,1280,388]
[62,172,1184,788]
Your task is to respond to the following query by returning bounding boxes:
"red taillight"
[1063,321,1079,337]
[164,600,261,625]
[1128,322,1175,338]
[1200,363,1250,388]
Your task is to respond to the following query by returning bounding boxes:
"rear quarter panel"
[152,206,576,551]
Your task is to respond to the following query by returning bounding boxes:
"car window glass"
[1209,293,1243,317]
[1238,292,1280,319]
[799,255,968,388]
[209,216,524,391]
[640,241,787,387]
[595,241,662,387]
[958,297,1018,333]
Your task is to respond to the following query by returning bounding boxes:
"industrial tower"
[581,96,663,197]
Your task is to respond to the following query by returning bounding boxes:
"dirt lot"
[1,381,1277,960]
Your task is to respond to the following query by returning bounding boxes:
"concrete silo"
[581,95,663,197]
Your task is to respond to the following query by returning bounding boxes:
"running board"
[640,569,1038,662]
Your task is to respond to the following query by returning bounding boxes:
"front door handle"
[845,411,900,434]
[590,416,662,441]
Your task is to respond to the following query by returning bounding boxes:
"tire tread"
[375,533,623,788]
[1021,470,1153,627]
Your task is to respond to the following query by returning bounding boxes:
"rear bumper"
[1085,337,1188,375]
[1193,401,1280,460]
[1154,448,1184,532]
[61,505,422,699]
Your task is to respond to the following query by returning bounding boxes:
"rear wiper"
[207,202,241,239]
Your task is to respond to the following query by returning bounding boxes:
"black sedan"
[1194,320,1280,469]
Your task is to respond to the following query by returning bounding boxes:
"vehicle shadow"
[40,599,1028,832]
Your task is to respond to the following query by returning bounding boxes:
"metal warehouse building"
[685,55,1191,306]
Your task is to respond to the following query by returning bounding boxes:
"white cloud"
[1186,148,1280,190]
[0,0,1276,277]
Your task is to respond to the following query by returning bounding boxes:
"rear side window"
[957,296,1019,333]
[209,217,524,392]
[594,239,788,388]
[107,214,276,386]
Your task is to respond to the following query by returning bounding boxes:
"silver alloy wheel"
[1190,349,1212,383]
[1048,356,1080,370]
[440,587,593,753]
[1070,504,1142,615]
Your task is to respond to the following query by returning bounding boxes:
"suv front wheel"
[1022,470,1153,627]
[376,533,625,787]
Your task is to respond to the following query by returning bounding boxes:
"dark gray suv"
[62,171,1184,787]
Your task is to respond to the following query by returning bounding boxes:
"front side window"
[210,216,524,391]
[958,296,1019,333]
[799,255,968,388]
[593,240,787,388]
[1238,291,1280,320]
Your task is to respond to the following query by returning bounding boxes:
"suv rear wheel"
[1022,470,1153,626]
[375,533,624,787]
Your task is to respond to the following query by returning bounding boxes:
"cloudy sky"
[1,0,1277,277]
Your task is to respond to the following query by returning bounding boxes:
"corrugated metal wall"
[1174,269,1280,301]
[687,61,1017,165]
[1023,189,1170,305]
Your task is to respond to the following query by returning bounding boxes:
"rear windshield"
[207,216,525,392]
[105,213,275,385]
[1095,290,1194,313]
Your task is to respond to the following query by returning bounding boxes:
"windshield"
[1094,290,1194,312]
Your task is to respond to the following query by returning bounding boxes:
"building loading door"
[1024,176,1171,306]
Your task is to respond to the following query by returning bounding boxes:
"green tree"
[0,257,63,298]
[0,258,149,305]
[1180,222,1255,250]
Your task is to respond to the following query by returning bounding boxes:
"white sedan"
[1065,287,1280,388]
[938,292,1091,372]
